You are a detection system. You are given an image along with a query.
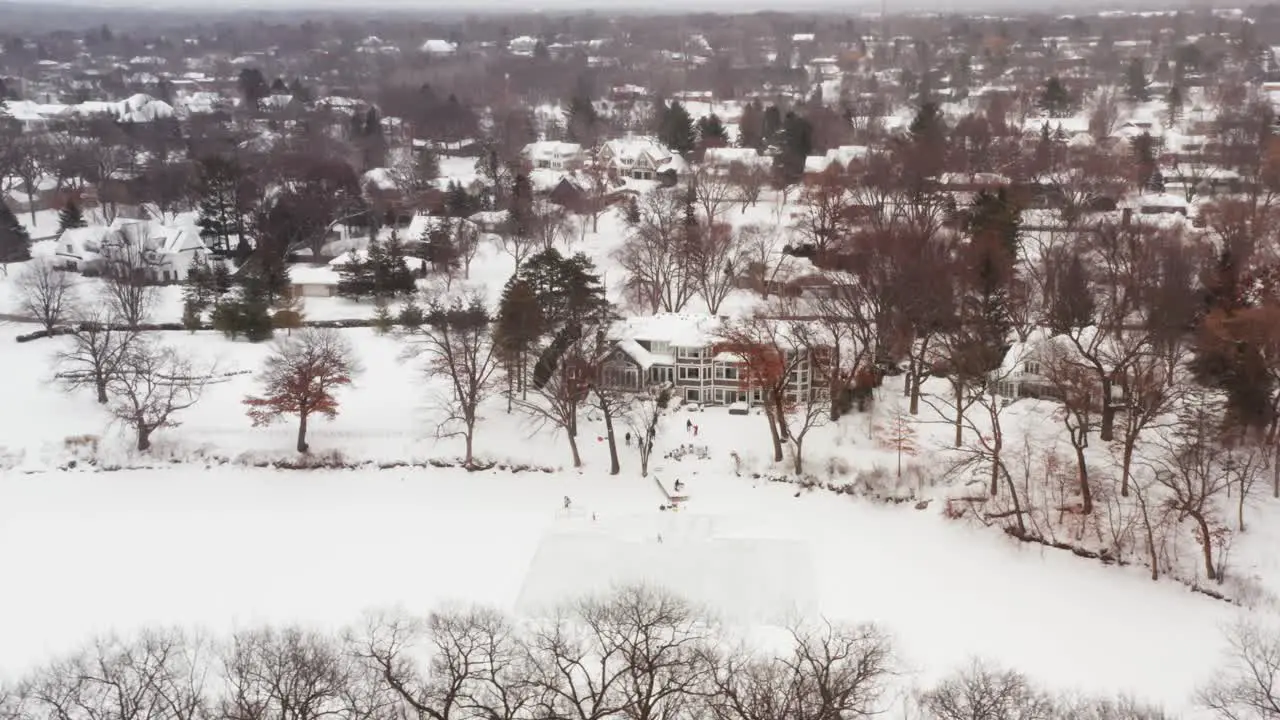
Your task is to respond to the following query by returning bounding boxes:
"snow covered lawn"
[0,464,1244,712]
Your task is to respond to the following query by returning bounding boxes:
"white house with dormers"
[598,313,820,406]
[599,136,687,181]
[522,141,584,171]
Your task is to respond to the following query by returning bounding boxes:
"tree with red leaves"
[244,328,362,453]
[716,315,806,463]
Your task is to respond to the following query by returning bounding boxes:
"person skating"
[674,479,684,492]
[686,418,692,432]
[625,431,631,446]
[563,496,571,510]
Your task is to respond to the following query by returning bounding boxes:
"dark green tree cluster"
[496,249,610,390]
[0,201,31,268]
[1039,76,1073,118]
[656,100,696,157]
[336,231,416,299]
[57,200,87,235]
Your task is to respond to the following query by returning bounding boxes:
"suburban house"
[98,219,209,284]
[599,136,686,182]
[522,141,584,171]
[598,313,820,406]
[702,147,772,176]
[59,220,206,283]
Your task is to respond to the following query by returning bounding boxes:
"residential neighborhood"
[4,5,1280,717]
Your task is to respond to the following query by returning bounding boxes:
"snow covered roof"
[617,338,658,370]
[420,39,457,55]
[612,313,723,349]
[363,168,399,191]
[523,141,582,162]
[703,147,770,169]
[290,265,339,286]
[404,213,477,241]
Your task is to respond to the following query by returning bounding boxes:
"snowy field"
[0,464,1244,712]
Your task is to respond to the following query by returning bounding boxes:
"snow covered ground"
[2,183,1275,715]
[0,464,1245,712]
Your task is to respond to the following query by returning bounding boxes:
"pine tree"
[697,113,729,148]
[1165,85,1184,128]
[1126,58,1150,102]
[660,101,696,157]
[398,297,425,329]
[566,85,600,144]
[0,201,31,272]
[57,200,87,235]
[494,277,547,403]
[1039,76,1073,118]
[336,248,374,299]
[779,111,814,185]
[372,297,394,334]
[183,252,217,313]
[738,100,764,151]
[383,229,417,296]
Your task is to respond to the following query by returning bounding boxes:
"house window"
[677,347,702,360]
[652,366,674,384]
[685,388,700,402]
[678,366,701,381]
[713,388,724,403]
[1023,361,1041,376]
[715,365,738,381]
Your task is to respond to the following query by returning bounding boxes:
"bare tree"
[1041,339,1100,515]
[20,630,211,720]
[107,341,213,451]
[406,297,501,467]
[691,224,747,315]
[783,621,895,720]
[692,165,736,224]
[624,388,669,477]
[616,189,697,313]
[56,309,139,404]
[525,587,711,720]
[101,225,162,329]
[15,259,76,334]
[728,162,768,212]
[1149,392,1234,583]
[921,661,1054,720]
[221,627,351,720]
[1200,623,1280,720]
[349,607,531,720]
[512,355,590,467]
[793,173,852,253]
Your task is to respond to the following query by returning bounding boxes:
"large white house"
[522,141,584,171]
[599,313,820,406]
[74,219,210,284]
[599,136,686,181]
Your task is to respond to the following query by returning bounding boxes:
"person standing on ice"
[686,419,692,432]
[625,431,631,446]
[563,496,571,510]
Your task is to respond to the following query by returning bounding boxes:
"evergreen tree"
[445,181,475,218]
[659,100,697,157]
[57,200,87,235]
[0,201,31,270]
[383,229,417,296]
[778,111,814,185]
[494,277,547,402]
[361,107,388,169]
[962,188,1023,358]
[1047,254,1095,335]
[1039,76,1073,118]
[336,247,374,299]
[398,297,425,329]
[422,222,460,274]
[738,100,764,151]
[237,68,269,109]
[183,252,218,313]
[566,84,600,145]
[416,147,441,187]
[1126,58,1150,102]
[196,156,241,254]
[1165,85,1184,127]
[1132,131,1161,191]
[761,104,783,147]
[697,113,729,148]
